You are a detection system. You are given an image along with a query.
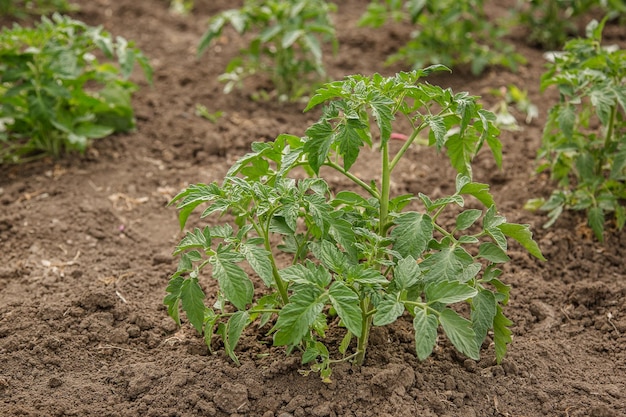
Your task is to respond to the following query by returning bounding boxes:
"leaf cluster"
[165,67,544,380]
[0,13,153,163]
[198,0,337,101]
[359,0,525,75]
[530,19,626,241]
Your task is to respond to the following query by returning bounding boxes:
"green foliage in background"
[528,19,626,241]
[0,0,75,19]
[359,0,525,75]
[165,66,544,381]
[198,0,337,101]
[0,13,153,163]
[515,0,626,49]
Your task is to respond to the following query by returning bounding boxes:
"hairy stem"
[355,297,373,366]
[323,160,380,199]
[249,214,289,305]
[601,103,617,174]
[380,142,390,236]
[389,122,428,172]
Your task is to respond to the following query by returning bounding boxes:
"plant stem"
[389,123,427,172]
[249,215,290,305]
[355,296,373,366]
[602,103,617,173]
[380,142,390,236]
[323,160,380,199]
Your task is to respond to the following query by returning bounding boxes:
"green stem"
[355,296,373,366]
[389,123,428,172]
[248,214,290,305]
[602,104,617,173]
[323,160,380,199]
[380,142,390,236]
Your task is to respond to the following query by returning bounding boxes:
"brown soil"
[1,1,625,416]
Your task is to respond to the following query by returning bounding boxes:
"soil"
[1,1,625,416]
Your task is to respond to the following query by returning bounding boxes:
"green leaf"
[446,131,477,177]
[280,261,332,288]
[439,309,480,360]
[477,242,511,263]
[174,226,212,254]
[588,206,605,242]
[557,104,576,140]
[425,280,477,304]
[497,223,546,261]
[369,93,394,144]
[460,180,495,208]
[163,274,184,326]
[413,308,439,360]
[240,243,274,287]
[392,256,422,291]
[391,212,434,258]
[471,290,497,347]
[347,265,389,286]
[339,331,352,354]
[337,118,365,171]
[328,281,363,338]
[456,209,482,230]
[274,286,326,346]
[282,29,304,48]
[180,277,207,333]
[428,115,448,150]
[212,252,253,311]
[421,247,474,283]
[317,240,349,273]
[220,310,250,365]
[74,123,115,139]
[493,306,512,363]
[328,215,358,262]
[373,294,404,326]
[304,120,335,174]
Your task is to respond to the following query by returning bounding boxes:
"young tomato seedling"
[0,13,152,163]
[197,0,337,101]
[165,66,544,381]
[528,18,626,241]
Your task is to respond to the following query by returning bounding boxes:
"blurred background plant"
[527,19,626,241]
[359,0,525,75]
[0,13,152,163]
[0,0,76,19]
[515,0,626,49]
[197,0,337,102]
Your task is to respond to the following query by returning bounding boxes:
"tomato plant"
[165,66,544,381]
[515,0,625,49]
[528,19,626,241]
[359,0,524,75]
[197,0,337,101]
[0,13,153,163]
